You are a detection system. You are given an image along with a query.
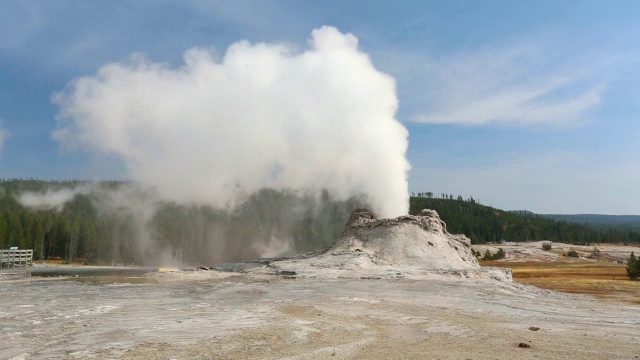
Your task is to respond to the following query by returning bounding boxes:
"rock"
[346,208,378,226]
[243,208,512,281]
[518,342,531,348]
[327,208,479,271]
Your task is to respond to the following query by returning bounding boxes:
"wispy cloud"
[406,40,609,127]
[0,120,8,156]
[0,1,320,75]
[0,1,44,49]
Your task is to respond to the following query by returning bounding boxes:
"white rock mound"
[240,208,512,280]
[326,208,479,271]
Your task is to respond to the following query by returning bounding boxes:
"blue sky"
[1,0,639,214]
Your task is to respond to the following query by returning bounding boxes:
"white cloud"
[405,42,607,126]
[52,26,411,218]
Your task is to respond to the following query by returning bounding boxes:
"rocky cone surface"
[237,208,513,280]
[326,208,479,271]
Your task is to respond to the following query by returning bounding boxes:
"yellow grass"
[37,259,88,265]
[481,260,640,304]
[156,266,180,272]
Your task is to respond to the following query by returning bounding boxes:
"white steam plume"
[52,26,410,217]
[17,185,92,211]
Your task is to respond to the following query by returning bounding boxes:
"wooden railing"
[0,249,33,269]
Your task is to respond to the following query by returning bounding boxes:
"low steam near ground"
[16,183,366,266]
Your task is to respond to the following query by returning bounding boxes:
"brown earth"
[477,241,640,304]
[483,261,640,304]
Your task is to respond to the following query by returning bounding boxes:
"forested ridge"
[541,214,640,230]
[0,179,146,264]
[1,180,639,266]
[410,192,640,244]
[0,179,364,265]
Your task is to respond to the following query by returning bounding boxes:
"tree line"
[2,179,639,266]
[410,195,640,245]
[0,179,364,266]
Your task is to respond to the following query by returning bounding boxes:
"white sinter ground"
[1,209,639,359]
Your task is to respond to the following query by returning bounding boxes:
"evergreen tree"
[410,195,640,245]
[627,252,638,280]
[483,250,493,261]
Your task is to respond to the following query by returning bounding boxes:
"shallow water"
[28,266,156,277]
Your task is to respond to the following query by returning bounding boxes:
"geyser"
[52,26,410,218]
[239,208,512,281]
[329,208,479,270]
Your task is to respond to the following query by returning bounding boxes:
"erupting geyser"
[52,26,410,218]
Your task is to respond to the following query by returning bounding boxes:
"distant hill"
[541,214,640,226]
[411,195,640,245]
[511,211,640,230]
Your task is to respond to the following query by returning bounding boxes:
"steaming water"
[27,266,156,279]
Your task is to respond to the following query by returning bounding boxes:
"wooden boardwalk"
[0,249,33,269]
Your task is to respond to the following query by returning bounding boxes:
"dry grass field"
[477,241,640,304]
[482,260,640,303]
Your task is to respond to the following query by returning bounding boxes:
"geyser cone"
[327,208,479,271]
[244,208,498,280]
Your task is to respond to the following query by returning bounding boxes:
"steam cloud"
[52,26,410,217]
[17,185,92,211]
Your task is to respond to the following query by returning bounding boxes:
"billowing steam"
[17,185,92,211]
[52,26,410,217]
[18,26,411,265]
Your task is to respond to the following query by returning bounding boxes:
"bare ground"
[1,264,640,359]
